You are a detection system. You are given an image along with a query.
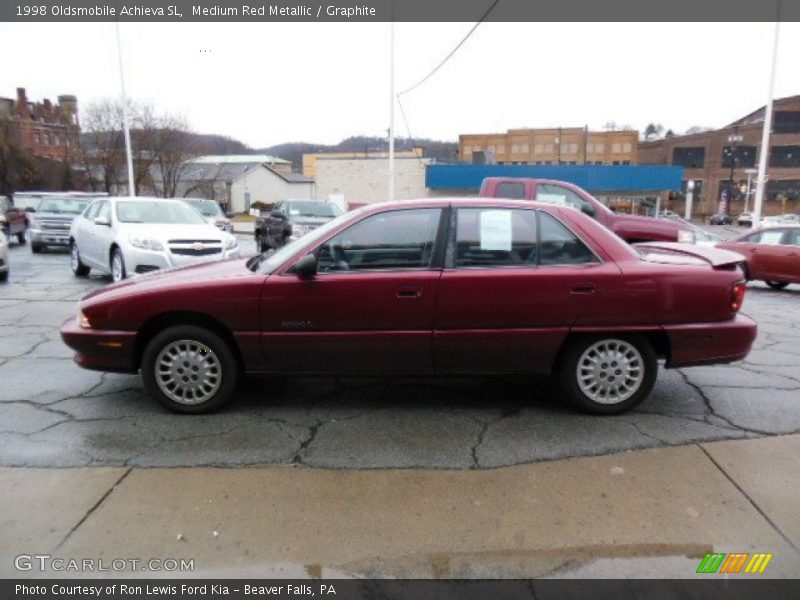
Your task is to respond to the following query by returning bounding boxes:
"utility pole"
[388,20,396,202]
[753,14,781,228]
[115,21,135,196]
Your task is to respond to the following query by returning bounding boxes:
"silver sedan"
[69,197,240,283]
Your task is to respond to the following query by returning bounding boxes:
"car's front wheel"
[765,281,789,290]
[16,230,26,245]
[559,335,657,415]
[70,242,90,276]
[110,247,126,282]
[141,325,239,414]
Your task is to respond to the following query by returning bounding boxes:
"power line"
[397,0,501,97]
[396,95,425,165]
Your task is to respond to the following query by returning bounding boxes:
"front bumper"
[30,229,70,246]
[60,316,138,373]
[124,246,241,275]
[664,314,757,368]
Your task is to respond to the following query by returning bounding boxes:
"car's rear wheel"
[110,247,126,282]
[559,335,657,415]
[141,325,238,414]
[765,281,789,290]
[31,243,43,254]
[0,270,7,282]
[70,242,90,276]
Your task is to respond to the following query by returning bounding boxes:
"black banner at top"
[1,0,798,22]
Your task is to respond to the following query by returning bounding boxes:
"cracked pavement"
[1,235,799,469]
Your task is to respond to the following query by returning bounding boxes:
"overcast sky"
[1,22,798,148]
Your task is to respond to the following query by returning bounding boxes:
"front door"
[260,207,444,373]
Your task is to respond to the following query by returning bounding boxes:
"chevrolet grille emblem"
[192,242,206,251]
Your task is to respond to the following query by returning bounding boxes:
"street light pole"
[115,21,135,197]
[727,127,743,213]
[753,15,781,229]
[388,20,396,202]
[684,180,695,221]
[744,168,757,214]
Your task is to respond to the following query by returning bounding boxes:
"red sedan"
[717,225,800,290]
[61,199,756,415]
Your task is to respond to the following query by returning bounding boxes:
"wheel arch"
[133,311,245,372]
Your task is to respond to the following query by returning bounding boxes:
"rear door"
[260,207,444,373]
[433,206,622,374]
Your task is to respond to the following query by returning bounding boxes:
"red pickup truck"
[479,177,692,244]
[0,195,28,244]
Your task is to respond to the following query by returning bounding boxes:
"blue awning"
[426,164,684,192]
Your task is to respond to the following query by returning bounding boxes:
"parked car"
[762,213,799,228]
[255,200,343,251]
[13,190,108,212]
[0,195,28,244]
[29,195,92,253]
[0,230,8,282]
[709,213,733,226]
[737,212,753,227]
[716,225,800,290]
[658,210,681,219]
[182,198,233,233]
[62,198,756,415]
[69,196,240,283]
[479,178,694,243]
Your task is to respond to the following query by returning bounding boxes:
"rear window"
[493,182,526,199]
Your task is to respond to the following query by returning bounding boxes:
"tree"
[0,117,37,196]
[644,123,665,141]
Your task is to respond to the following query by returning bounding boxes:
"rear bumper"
[60,317,138,373]
[664,314,757,368]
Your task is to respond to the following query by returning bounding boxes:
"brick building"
[0,88,80,161]
[459,127,639,166]
[638,95,800,217]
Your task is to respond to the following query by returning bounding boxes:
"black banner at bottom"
[5,579,800,600]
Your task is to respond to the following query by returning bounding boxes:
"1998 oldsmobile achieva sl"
[61,199,757,415]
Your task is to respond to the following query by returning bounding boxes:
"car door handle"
[571,283,596,295]
[396,287,423,298]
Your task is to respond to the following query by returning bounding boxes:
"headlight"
[291,224,309,237]
[78,309,91,329]
[128,234,164,251]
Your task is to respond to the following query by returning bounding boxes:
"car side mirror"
[270,210,284,219]
[294,253,318,279]
[581,204,597,218]
[94,216,111,227]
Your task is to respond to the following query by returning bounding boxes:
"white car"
[0,230,8,282]
[762,214,799,228]
[69,197,240,283]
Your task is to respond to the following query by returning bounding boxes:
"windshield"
[37,197,90,215]
[251,209,361,274]
[184,200,223,217]
[286,201,342,218]
[116,201,208,225]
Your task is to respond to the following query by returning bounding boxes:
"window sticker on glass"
[479,210,512,251]
[537,193,568,207]
[760,231,783,245]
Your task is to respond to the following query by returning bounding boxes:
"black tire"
[558,335,657,415]
[260,237,270,252]
[0,270,7,282]
[765,281,789,290]
[141,325,239,414]
[70,242,90,276]
[16,230,26,244]
[31,243,43,254]
[110,247,126,282]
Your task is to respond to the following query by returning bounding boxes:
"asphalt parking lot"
[1,230,799,470]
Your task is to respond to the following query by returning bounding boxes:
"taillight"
[731,281,746,312]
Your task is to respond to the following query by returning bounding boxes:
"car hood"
[80,256,256,303]
[616,214,692,232]
[33,211,80,221]
[291,215,335,226]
